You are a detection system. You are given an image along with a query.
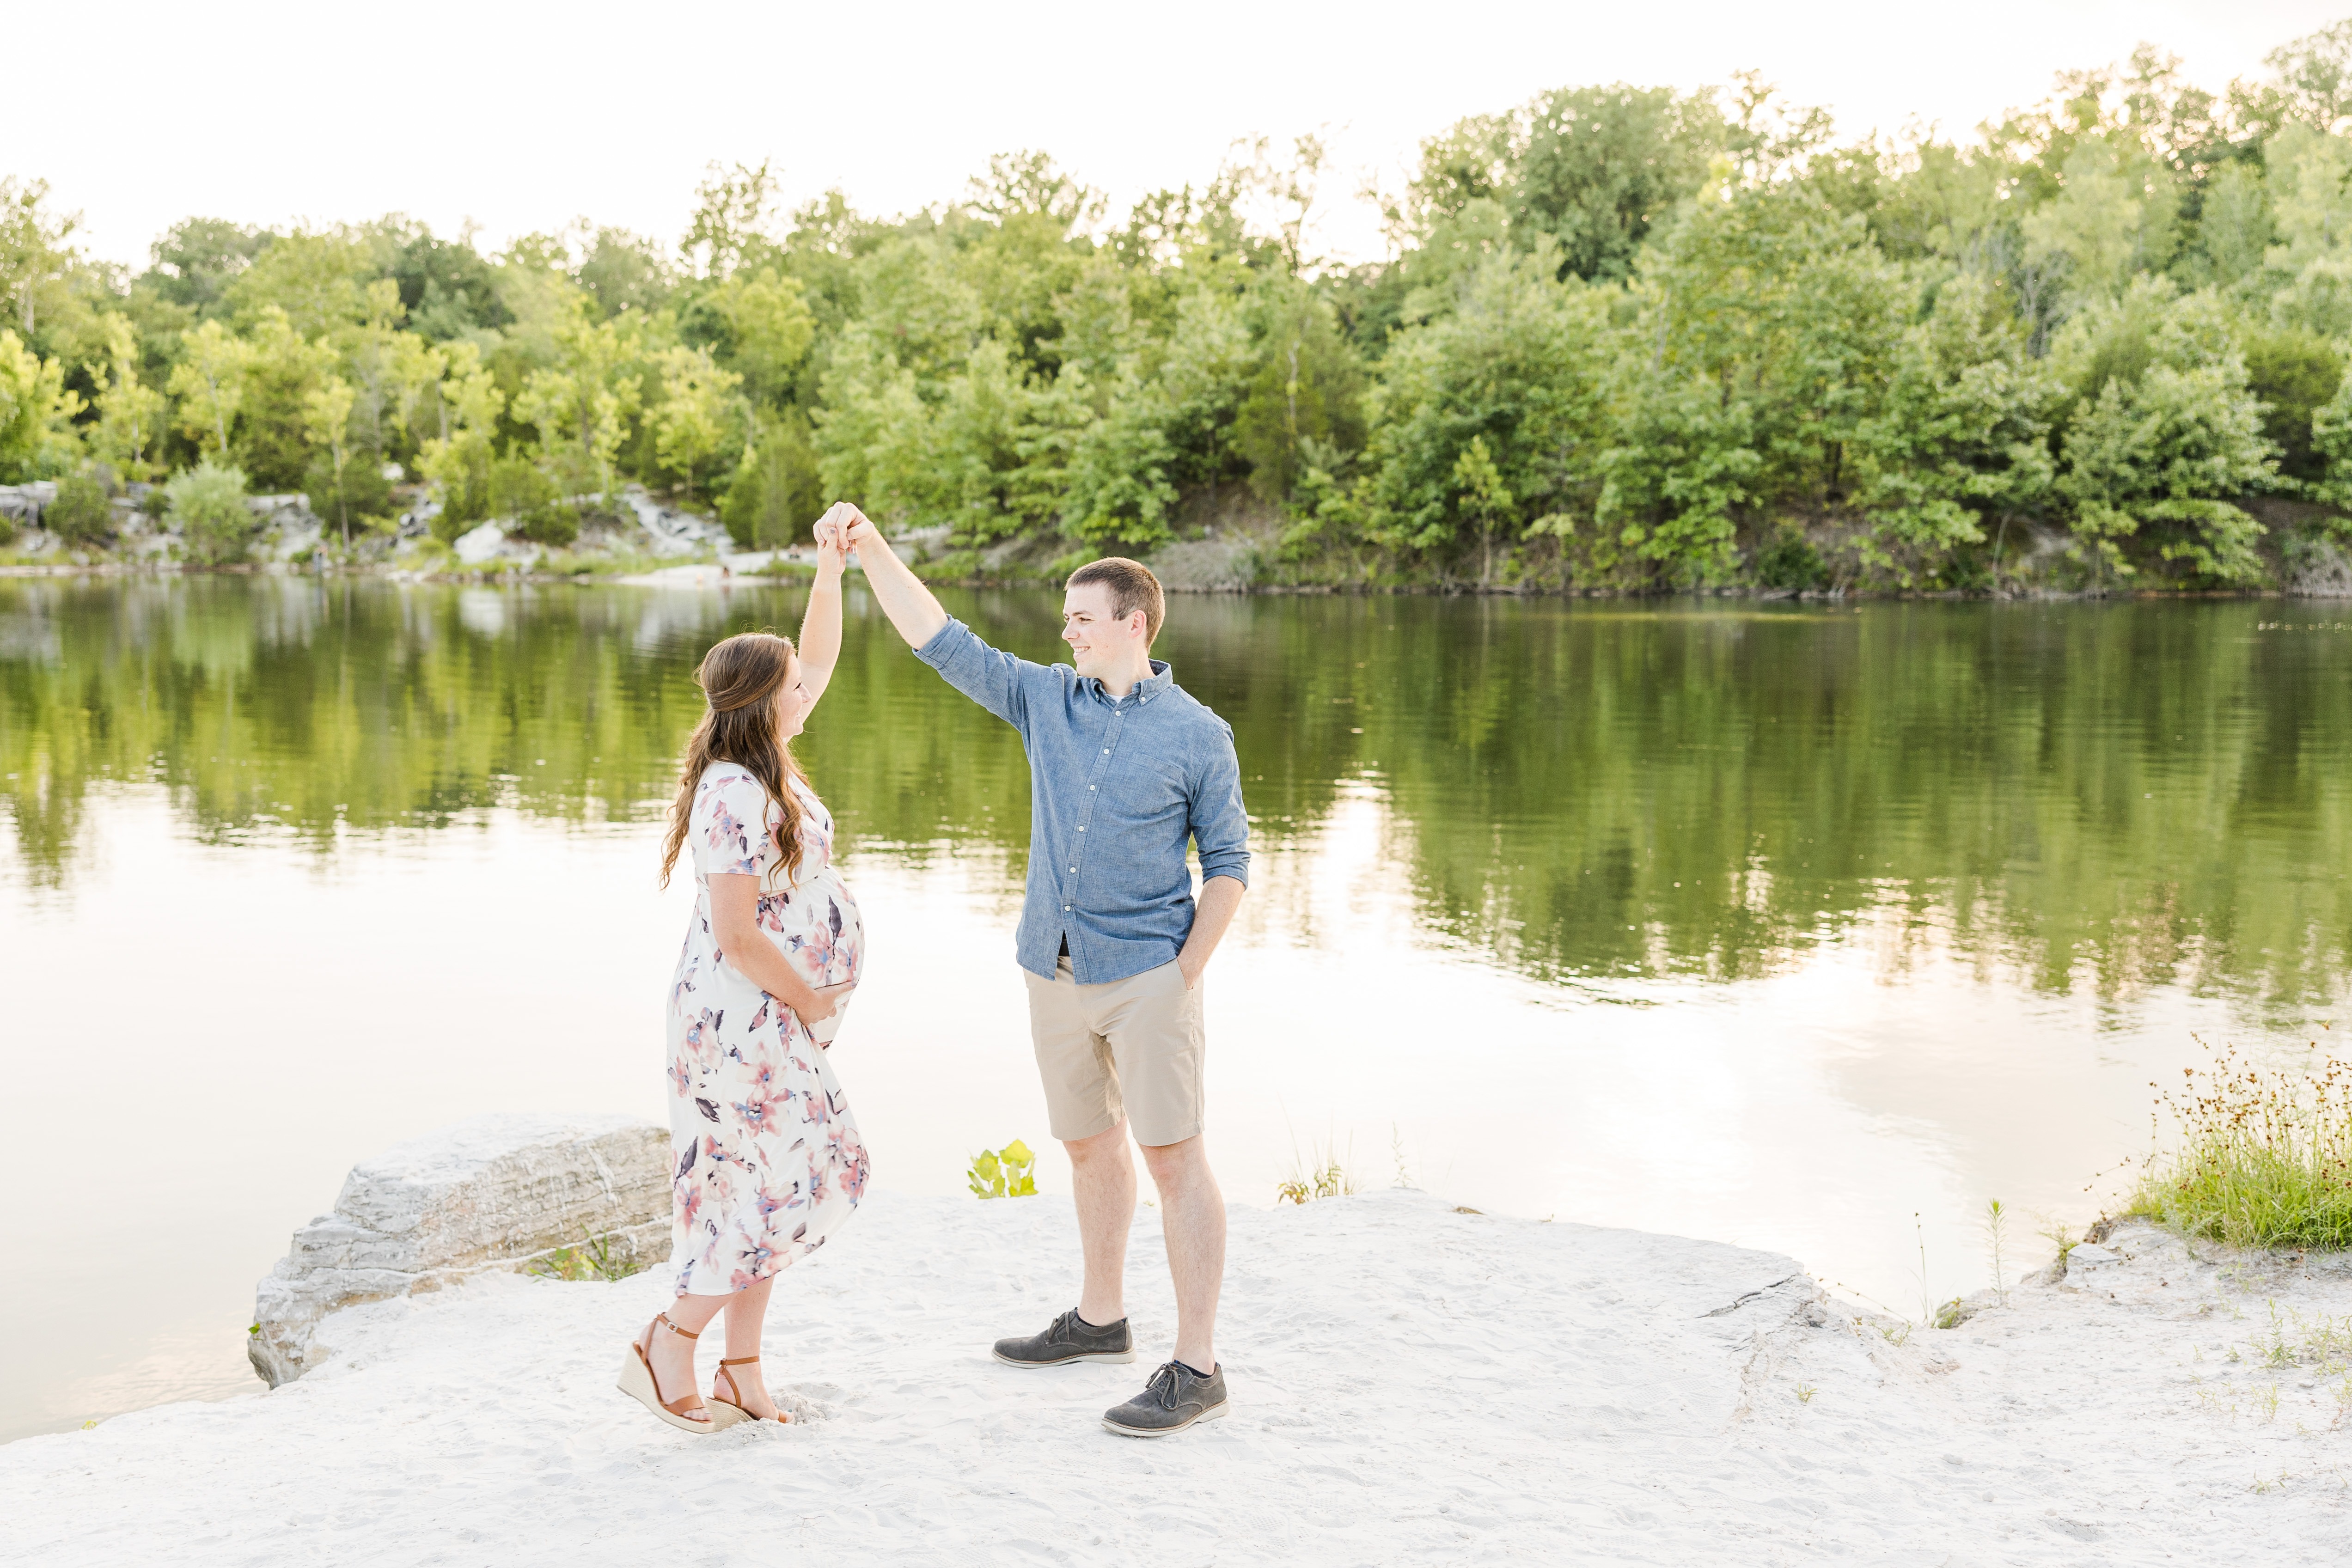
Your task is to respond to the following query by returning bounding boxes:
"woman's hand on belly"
[794,980,857,1046]
[711,872,846,1037]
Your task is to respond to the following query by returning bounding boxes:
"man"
[832,506,1247,1438]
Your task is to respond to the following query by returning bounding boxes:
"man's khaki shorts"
[1024,958,1204,1147]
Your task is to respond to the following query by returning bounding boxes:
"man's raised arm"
[832,507,948,648]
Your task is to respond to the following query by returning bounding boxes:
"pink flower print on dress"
[735,1082,784,1137]
[703,791,765,876]
[753,1176,802,1224]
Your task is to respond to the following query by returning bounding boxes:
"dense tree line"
[12,21,2352,590]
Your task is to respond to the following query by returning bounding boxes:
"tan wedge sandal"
[710,1355,789,1424]
[617,1313,740,1434]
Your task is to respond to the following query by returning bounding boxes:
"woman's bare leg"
[644,1290,729,1422]
[716,1276,779,1417]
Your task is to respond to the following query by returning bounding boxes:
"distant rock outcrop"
[248,1113,670,1387]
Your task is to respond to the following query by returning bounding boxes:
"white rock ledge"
[249,1113,668,1387]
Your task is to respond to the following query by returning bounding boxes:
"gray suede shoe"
[991,1309,1135,1367]
[1102,1360,1228,1437]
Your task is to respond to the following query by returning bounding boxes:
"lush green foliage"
[163,460,253,563]
[43,472,110,543]
[15,25,2352,585]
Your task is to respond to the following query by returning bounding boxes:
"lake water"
[3,578,2347,1442]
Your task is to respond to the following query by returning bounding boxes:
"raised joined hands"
[813,502,879,560]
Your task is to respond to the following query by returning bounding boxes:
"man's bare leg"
[1138,1135,1224,1371]
[1065,1120,1136,1326]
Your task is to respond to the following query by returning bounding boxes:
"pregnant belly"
[767,874,861,986]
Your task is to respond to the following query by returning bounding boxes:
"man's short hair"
[1066,557,1166,644]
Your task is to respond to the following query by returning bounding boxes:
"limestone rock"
[249,1113,669,1387]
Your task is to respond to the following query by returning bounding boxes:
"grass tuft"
[1277,1135,1357,1205]
[527,1229,643,1282]
[2126,1032,2352,1250]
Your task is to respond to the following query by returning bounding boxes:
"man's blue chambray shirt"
[914,617,1250,984]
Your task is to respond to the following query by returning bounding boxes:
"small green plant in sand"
[2127,1031,2352,1249]
[2039,1219,2082,1274]
[527,1230,641,1282]
[1983,1197,2011,1304]
[969,1139,1037,1198]
[1277,1137,1357,1205]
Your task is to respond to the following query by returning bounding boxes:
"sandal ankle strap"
[719,1354,760,1366]
[654,1312,699,1341]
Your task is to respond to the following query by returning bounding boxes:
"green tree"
[1358,246,1612,569]
[721,411,824,549]
[514,309,641,501]
[1232,278,1366,503]
[415,340,505,538]
[651,344,742,498]
[1510,85,1730,280]
[2058,363,2277,584]
[303,375,359,545]
[166,319,254,457]
[1599,184,1908,582]
[0,328,80,482]
[84,316,165,481]
[165,460,254,563]
[237,307,330,491]
[1852,274,2064,584]
[705,267,815,407]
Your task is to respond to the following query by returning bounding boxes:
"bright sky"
[15,0,2352,273]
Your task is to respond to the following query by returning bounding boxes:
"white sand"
[5,1190,2347,1564]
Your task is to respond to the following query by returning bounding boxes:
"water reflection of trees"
[2,582,2346,1009]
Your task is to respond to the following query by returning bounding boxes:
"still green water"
[7,579,2349,1005]
[2,577,2349,1442]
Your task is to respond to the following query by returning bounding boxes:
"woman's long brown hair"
[658,631,808,889]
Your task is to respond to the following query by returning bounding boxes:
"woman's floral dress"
[666,762,869,1296]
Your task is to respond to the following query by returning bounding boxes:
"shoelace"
[1143,1361,1186,1409]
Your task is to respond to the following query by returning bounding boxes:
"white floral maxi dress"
[666,762,870,1296]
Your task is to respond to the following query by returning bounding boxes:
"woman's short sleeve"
[690,768,775,879]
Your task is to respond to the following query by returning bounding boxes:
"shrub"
[2127,1035,2352,1249]
[164,461,254,564]
[1754,529,1828,590]
[305,451,393,543]
[490,455,574,546]
[45,474,112,545]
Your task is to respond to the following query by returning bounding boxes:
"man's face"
[1061,581,1145,678]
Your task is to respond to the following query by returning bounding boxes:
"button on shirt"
[914,618,1251,983]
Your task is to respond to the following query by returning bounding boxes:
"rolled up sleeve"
[1189,726,1251,888]
[915,618,1040,732]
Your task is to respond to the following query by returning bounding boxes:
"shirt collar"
[1091,660,1174,706]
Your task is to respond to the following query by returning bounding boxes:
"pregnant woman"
[619,512,871,1433]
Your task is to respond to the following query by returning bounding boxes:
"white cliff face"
[249,1114,669,1387]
